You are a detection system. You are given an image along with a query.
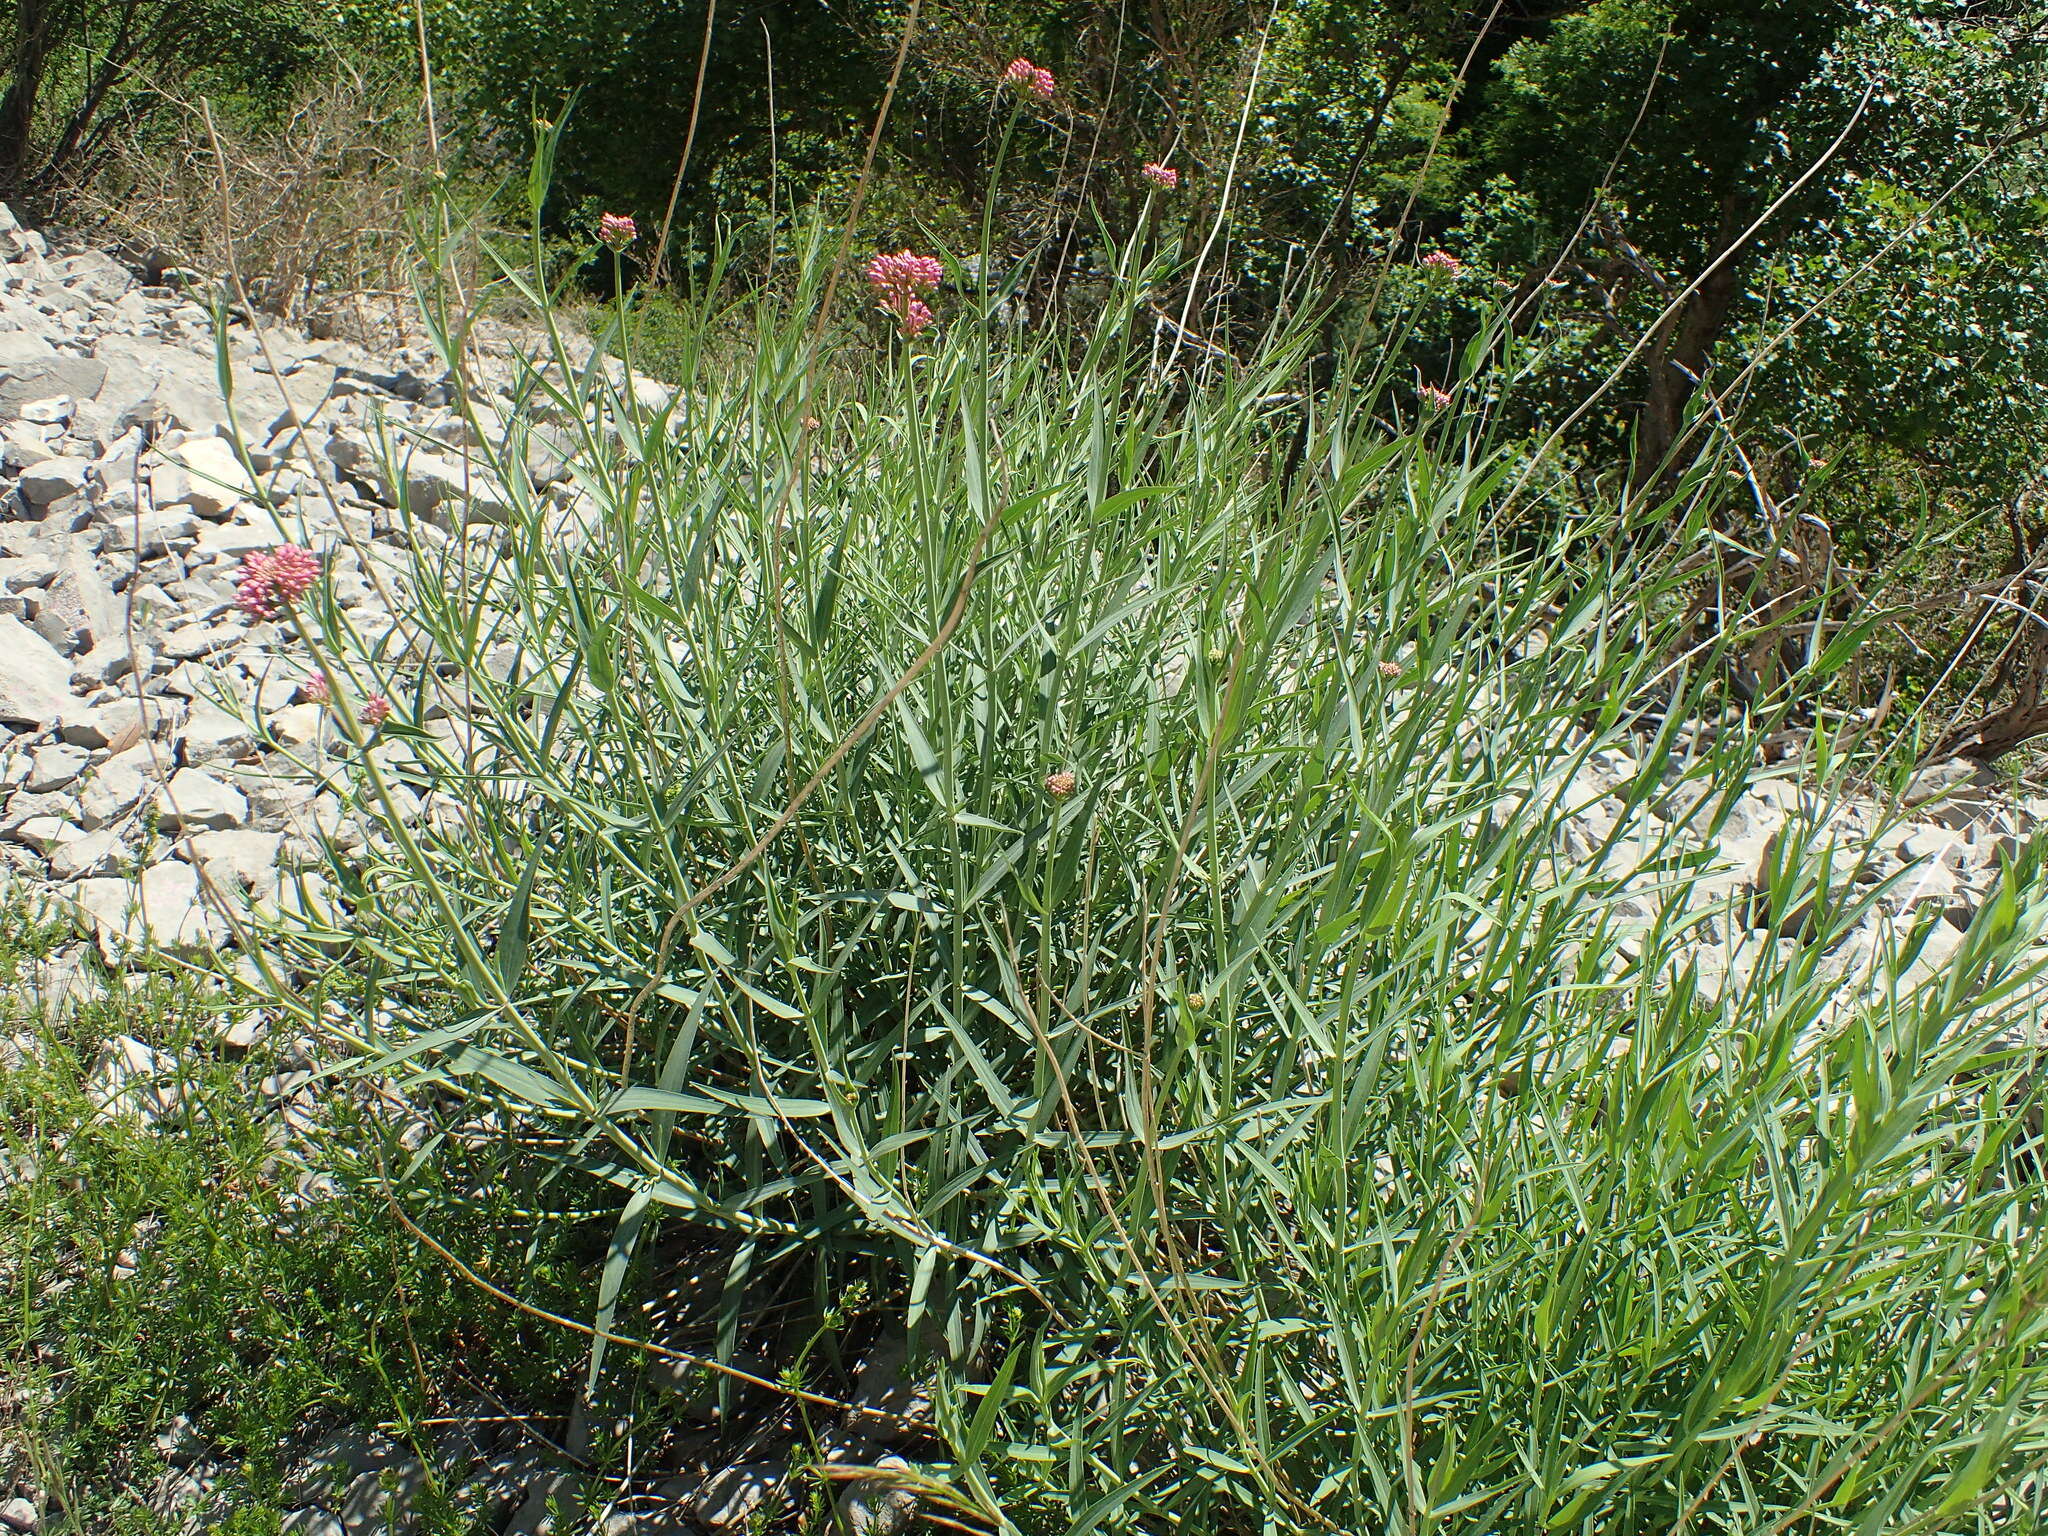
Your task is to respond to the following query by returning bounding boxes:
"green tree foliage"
[413,0,889,240]
[0,0,336,199]
[1429,1,2048,490]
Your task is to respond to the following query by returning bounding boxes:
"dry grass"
[72,67,450,342]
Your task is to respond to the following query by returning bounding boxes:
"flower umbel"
[1002,58,1056,100]
[1044,771,1078,798]
[298,673,331,704]
[1418,383,1454,410]
[360,694,392,728]
[597,213,637,251]
[867,249,944,339]
[1141,162,1180,190]
[1420,250,1465,275]
[234,544,322,620]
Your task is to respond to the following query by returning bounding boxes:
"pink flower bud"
[891,299,930,338]
[1418,383,1454,410]
[1141,162,1180,191]
[360,694,392,728]
[299,673,331,704]
[1420,250,1465,275]
[597,213,637,251]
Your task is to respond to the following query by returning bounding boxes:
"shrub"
[236,202,2048,1533]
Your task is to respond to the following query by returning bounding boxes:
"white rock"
[184,829,281,900]
[1902,758,1982,807]
[27,545,119,655]
[0,613,73,725]
[75,749,154,828]
[16,395,69,424]
[153,766,247,830]
[102,506,197,557]
[83,1033,182,1122]
[160,620,235,660]
[269,701,327,747]
[837,1468,917,1536]
[16,453,88,504]
[69,635,151,687]
[687,1465,785,1531]
[162,436,257,518]
[12,815,77,852]
[193,511,290,559]
[64,693,177,750]
[49,827,128,880]
[0,420,53,469]
[25,742,87,792]
[0,332,106,420]
[175,700,255,765]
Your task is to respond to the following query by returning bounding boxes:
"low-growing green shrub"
[237,201,2048,1534]
[0,896,587,1533]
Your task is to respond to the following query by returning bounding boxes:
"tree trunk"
[1632,193,1749,487]
[0,0,58,199]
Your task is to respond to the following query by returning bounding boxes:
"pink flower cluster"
[1003,57,1056,100]
[1141,162,1180,191]
[1421,250,1465,275]
[1418,382,1454,410]
[234,544,322,620]
[360,694,392,728]
[597,213,637,251]
[299,672,330,704]
[867,248,944,338]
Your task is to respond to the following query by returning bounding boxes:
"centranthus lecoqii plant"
[241,205,2048,1536]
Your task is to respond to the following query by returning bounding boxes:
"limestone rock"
[83,1033,183,1122]
[0,613,73,725]
[185,828,282,900]
[153,766,248,830]
[176,699,256,765]
[25,743,87,792]
[0,333,107,421]
[1903,758,1983,808]
[48,828,128,881]
[16,454,88,506]
[162,436,259,518]
[27,545,119,655]
[74,749,154,827]
[687,1465,785,1531]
